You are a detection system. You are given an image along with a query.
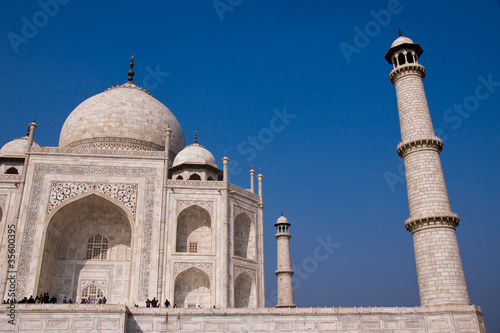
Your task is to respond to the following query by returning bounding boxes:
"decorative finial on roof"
[26,125,30,137]
[224,151,227,157]
[128,56,136,82]
[259,168,262,173]
[281,211,283,216]
[398,28,402,37]
[194,131,198,144]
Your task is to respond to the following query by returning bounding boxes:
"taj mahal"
[0,34,487,332]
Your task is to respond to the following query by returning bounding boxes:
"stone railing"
[126,304,482,315]
[229,183,260,201]
[166,180,259,201]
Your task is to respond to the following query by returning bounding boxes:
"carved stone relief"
[173,262,213,279]
[234,204,256,222]
[48,182,137,217]
[234,265,256,282]
[176,200,214,217]
[0,194,7,211]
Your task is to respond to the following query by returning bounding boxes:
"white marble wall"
[0,304,486,333]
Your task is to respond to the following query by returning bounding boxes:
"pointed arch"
[80,284,104,304]
[174,267,211,308]
[188,173,201,180]
[5,167,18,174]
[37,193,133,304]
[176,205,212,253]
[234,212,256,260]
[234,271,256,308]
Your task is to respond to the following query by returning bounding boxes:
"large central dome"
[59,81,185,155]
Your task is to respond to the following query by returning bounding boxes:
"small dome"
[384,34,423,64]
[391,36,414,48]
[59,82,185,154]
[277,215,289,224]
[0,137,40,158]
[274,214,291,227]
[172,143,218,168]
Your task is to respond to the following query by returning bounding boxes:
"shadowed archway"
[234,271,256,308]
[174,267,211,308]
[234,213,255,260]
[176,205,212,254]
[38,193,133,304]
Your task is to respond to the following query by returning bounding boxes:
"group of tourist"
[2,293,112,305]
[80,296,107,304]
[145,297,172,308]
[3,293,62,304]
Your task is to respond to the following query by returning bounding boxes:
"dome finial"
[194,131,198,144]
[26,125,30,137]
[128,55,136,82]
[398,28,402,37]
[281,210,283,216]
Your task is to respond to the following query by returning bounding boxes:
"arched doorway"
[38,193,132,304]
[234,213,255,260]
[81,284,104,304]
[174,267,211,308]
[234,272,256,308]
[176,205,211,253]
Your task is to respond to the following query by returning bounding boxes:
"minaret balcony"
[389,63,426,84]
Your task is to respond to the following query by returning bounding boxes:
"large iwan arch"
[234,213,255,260]
[176,205,212,253]
[234,271,256,308]
[174,267,211,308]
[37,193,133,304]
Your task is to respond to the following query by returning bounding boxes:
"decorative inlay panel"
[168,179,224,188]
[31,146,166,158]
[0,174,21,181]
[234,265,256,282]
[173,262,213,279]
[234,204,256,222]
[66,137,164,151]
[176,200,214,216]
[48,182,137,217]
[17,164,158,301]
[80,280,107,291]
[0,194,7,211]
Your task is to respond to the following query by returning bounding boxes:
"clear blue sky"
[1,0,499,330]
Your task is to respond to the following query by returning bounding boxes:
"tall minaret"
[275,213,296,308]
[385,31,470,305]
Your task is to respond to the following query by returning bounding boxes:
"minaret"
[385,31,470,305]
[275,213,296,308]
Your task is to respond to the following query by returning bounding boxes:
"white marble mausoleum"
[0,35,487,332]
